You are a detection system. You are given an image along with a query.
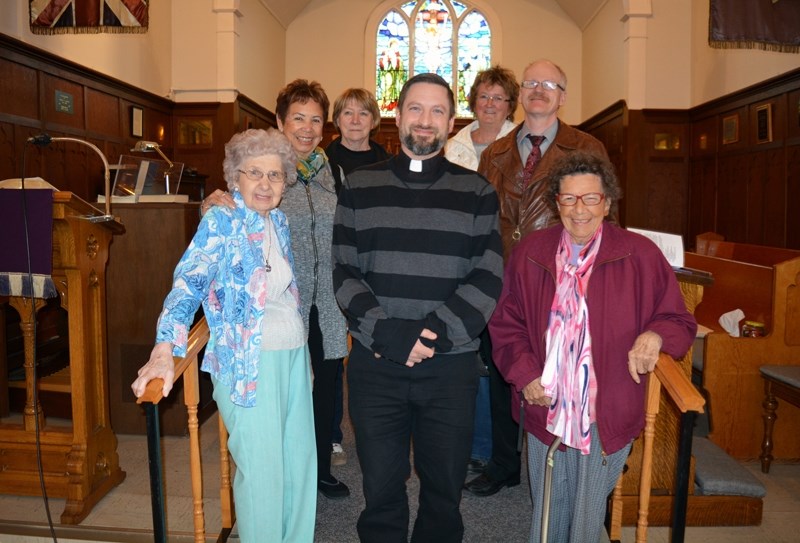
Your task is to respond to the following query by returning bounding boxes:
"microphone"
[27,134,53,146]
[25,133,114,221]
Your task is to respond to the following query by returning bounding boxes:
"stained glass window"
[375,1,491,117]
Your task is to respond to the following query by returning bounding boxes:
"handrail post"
[144,402,166,543]
[671,411,697,543]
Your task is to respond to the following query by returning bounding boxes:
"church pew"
[684,242,800,460]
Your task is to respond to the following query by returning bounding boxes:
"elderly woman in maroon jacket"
[489,151,696,543]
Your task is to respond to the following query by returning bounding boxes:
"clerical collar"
[394,150,445,181]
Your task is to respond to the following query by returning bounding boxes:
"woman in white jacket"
[444,65,518,170]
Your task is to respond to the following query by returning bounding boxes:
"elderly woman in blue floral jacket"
[131,128,316,543]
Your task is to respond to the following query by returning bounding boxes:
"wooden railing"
[609,352,706,543]
[134,323,704,543]
[136,317,235,543]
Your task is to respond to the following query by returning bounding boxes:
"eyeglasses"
[556,193,605,206]
[476,94,511,104]
[520,80,565,91]
[238,168,287,185]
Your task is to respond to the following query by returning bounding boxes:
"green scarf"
[296,147,328,183]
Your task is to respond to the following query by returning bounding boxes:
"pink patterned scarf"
[540,224,603,454]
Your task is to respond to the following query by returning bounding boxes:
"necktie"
[521,135,545,188]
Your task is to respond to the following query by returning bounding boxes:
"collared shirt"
[517,119,560,166]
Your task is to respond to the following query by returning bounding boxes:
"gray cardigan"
[279,163,349,360]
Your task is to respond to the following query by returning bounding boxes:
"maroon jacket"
[488,222,697,454]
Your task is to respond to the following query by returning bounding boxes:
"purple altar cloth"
[0,188,57,298]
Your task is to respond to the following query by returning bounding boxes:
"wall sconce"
[132,141,174,194]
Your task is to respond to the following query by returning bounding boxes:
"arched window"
[375,1,491,118]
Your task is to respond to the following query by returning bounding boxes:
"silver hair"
[222,128,297,191]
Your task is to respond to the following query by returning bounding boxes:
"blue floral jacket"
[156,192,300,406]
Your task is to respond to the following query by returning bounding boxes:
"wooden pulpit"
[0,191,126,524]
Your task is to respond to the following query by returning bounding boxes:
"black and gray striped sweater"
[332,151,504,364]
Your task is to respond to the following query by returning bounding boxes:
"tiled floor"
[1,412,798,543]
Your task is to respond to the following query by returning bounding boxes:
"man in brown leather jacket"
[478,59,609,260]
[464,59,610,498]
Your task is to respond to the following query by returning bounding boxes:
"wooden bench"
[685,235,800,460]
[759,365,800,473]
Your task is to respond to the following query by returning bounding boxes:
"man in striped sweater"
[332,73,504,543]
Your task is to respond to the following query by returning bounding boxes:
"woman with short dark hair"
[490,151,696,542]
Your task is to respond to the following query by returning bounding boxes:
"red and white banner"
[30,0,149,34]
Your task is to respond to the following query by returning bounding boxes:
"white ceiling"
[259,0,608,31]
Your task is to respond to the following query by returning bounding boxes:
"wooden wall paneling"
[688,117,718,246]
[172,102,227,194]
[237,95,276,132]
[760,147,787,246]
[646,158,689,235]
[105,140,130,170]
[0,58,38,120]
[623,110,648,228]
[643,112,689,236]
[716,151,750,243]
[788,90,800,140]
[787,143,800,249]
[64,138,90,197]
[616,110,690,238]
[0,122,15,180]
[745,150,769,244]
[85,88,120,139]
[86,135,110,202]
[687,156,718,246]
[691,115,717,156]
[144,107,173,148]
[42,74,85,133]
[7,124,45,180]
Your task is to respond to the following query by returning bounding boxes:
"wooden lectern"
[0,191,126,524]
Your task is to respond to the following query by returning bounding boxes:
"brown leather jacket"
[477,121,609,260]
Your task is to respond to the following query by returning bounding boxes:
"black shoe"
[463,472,520,497]
[318,477,350,500]
[466,458,488,476]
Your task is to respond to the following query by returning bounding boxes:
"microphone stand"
[27,134,115,222]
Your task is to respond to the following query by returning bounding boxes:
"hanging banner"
[30,0,149,35]
[709,0,800,53]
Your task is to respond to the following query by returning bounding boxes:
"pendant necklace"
[264,221,273,272]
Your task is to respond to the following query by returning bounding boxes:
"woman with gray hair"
[203,79,351,501]
[132,128,317,542]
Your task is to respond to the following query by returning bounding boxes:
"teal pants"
[212,346,316,543]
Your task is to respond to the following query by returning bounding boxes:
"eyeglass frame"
[476,93,512,104]
[556,192,606,206]
[520,80,566,92]
[238,168,287,185]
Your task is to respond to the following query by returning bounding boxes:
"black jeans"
[482,329,521,482]
[347,342,478,543]
[312,356,343,482]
